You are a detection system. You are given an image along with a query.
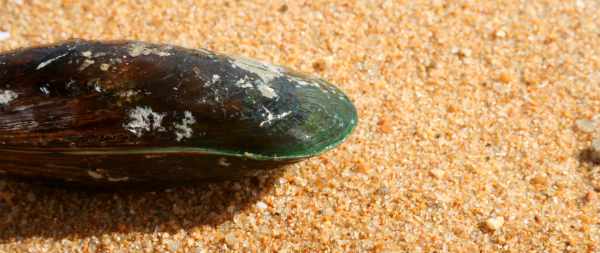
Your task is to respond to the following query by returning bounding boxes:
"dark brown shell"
[0,40,357,185]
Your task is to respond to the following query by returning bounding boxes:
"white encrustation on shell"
[204,74,221,87]
[86,79,103,93]
[81,51,93,58]
[231,56,282,85]
[88,169,129,182]
[287,76,321,88]
[119,90,139,98]
[231,57,283,99]
[256,83,277,99]
[87,170,104,179]
[128,42,171,57]
[0,89,18,105]
[79,59,95,71]
[39,86,50,95]
[124,106,166,137]
[218,157,231,167]
[107,176,129,182]
[174,110,196,141]
[36,52,69,70]
[235,76,254,89]
[99,63,110,71]
[259,106,292,127]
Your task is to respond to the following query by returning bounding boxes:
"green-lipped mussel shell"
[0,40,357,184]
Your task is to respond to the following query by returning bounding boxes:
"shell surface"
[0,40,357,184]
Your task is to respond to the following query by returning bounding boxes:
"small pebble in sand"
[0,31,10,41]
[377,118,393,134]
[575,119,596,133]
[278,4,288,13]
[592,138,600,152]
[584,191,596,204]
[277,177,288,185]
[429,169,445,179]
[224,233,238,247]
[484,217,504,231]
[495,29,507,38]
[312,59,326,72]
[498,72,514,84]
[590,138,600,162]
[529,174,548,188]
[256,201,268,210]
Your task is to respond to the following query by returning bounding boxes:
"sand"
[1,0,600,252]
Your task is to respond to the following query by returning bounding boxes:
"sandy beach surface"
[1,0,599,252]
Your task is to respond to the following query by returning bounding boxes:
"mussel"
[0,40,357,185]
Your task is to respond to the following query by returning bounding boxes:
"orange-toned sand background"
[1,0,600,252]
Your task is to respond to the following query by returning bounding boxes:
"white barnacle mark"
[155,51,170,57]
[124,106,166,137]
[259,106,291,127]
[93,83,103,92]
[36,52,68,70]
[235,76,254,89]
[288,128,311,141]
[87,170,103,179]
[0,89,18,105]
[118,89,139,102]
[289,76,321,88]
[231,56,283,85]
[81,51,92,58]
[87,79,103,93]
[93,52,107,58]
[235,76,253,88]
[99,63,110,71]
[218,157,231,167]
[107,176,129,182]
[128,42,171,57]
[257,83,277,99]
[174,110,196,141]
[40,86,50,95]
[204,74,221,87]
[211,74,220,84]
[79,59,95,71]
[328,86,338,94]
[193,47,213,56]
[110,58,123,64]
[294,79,310,86]
[192,66,203,79]
[128,43,147,57]
[65,79,76,89]
[120,90,139,98]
